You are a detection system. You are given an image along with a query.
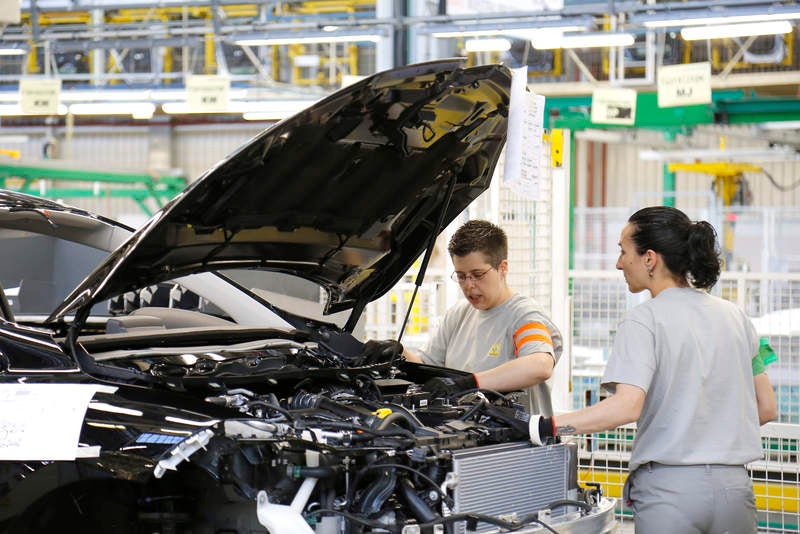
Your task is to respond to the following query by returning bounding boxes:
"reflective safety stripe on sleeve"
[513,322,553,356]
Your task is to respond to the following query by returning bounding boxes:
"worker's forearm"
[754,373,777,425]
[476,353,553,392]
[554,384,644,436]
[402,349,423,364]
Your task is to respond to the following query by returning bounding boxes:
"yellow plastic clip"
[373,408,392,419]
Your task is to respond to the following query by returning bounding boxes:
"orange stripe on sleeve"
[516,334,553,350]
[513,322,548,344]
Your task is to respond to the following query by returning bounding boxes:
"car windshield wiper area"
[79,326,312,355]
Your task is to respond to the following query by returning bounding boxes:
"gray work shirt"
[602,287,762,472]
[416,293,562,412]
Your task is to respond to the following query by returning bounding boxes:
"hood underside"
[51,60,512,329]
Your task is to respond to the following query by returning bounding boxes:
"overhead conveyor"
[0,161,186,216]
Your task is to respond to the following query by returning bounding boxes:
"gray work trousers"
[624,462,757,534]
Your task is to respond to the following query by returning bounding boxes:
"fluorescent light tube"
[681,20,792,40]
[431,25,587,39]
[0,104,68,116]
[163,100,313,115]
[464,38,511,52]
[69,102,155,119]
[235,34,381,46]
[0,48,26,56]
[644,12,800,28]
[533,32,634,49]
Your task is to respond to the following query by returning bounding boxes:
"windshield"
[0,229,111,316]
[222,269,352,329]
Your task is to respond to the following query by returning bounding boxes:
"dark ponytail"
[686,220,721,289]
[628,206,721,290]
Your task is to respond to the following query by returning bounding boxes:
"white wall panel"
[603,141,663,208]
[173,124,264,183]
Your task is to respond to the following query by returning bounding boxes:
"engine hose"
[377,402,426,429]
[291,392,363,420]
[545,499,593,514]
[359,468,397,515]
[374,411,412,430]
[290,466,338,479]
[397,477,440,524]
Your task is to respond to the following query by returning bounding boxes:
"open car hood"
[50,60,511,331]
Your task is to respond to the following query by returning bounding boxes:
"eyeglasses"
[451,267,494,284]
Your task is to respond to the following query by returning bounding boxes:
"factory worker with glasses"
[404,219,563,413]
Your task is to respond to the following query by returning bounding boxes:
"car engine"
[0,330,615,534]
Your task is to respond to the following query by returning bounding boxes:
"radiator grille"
[451,442,575,533]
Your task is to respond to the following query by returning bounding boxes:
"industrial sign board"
[504,66,546,200]
[591,88,637,126]
[0,0,20,23]
[657,62,711,108]
[19,78,61,115]
[186,75,230,112]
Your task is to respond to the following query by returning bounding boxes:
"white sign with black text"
[187,75,231,112]
[657,62,711,108]
[19,78,62,115]
[0,0,20,23]
[590,88,637,126]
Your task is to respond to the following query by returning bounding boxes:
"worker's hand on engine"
[422,374,478,396]
[358,339,404,365]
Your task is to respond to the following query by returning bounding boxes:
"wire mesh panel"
[364,133,555,345]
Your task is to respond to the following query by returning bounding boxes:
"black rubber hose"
[397,477,440,524]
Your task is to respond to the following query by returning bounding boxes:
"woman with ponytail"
[529,206,776,533]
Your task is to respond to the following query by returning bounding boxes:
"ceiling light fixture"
[163,100,314,116]
[234,34,381,46]
[431,24,588,39]
[0,104,68,116]
[68,102,156,119]
[0,47,26,56]
[680,20,792,40]
[641,11,800,28]
[532,31,635,49]
[464,38,512,52]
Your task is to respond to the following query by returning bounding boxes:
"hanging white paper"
[503,66,546,201]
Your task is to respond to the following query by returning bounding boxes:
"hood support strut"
[396,172,458,343]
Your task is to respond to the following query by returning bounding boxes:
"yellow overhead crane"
[667,161,758,207]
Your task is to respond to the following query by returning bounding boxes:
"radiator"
[450,441,579,533]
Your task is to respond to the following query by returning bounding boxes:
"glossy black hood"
[51,60,511,329]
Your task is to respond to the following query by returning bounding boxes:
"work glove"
[358,339,404,365]
[422,374,478,396]
[528,413,557,446]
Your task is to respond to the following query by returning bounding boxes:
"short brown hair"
[448,220,508,267]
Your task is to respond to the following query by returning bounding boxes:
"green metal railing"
[0,163,187,216]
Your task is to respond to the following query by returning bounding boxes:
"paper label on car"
[0,384,113,460]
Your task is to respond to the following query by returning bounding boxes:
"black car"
[0,59,616,533]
